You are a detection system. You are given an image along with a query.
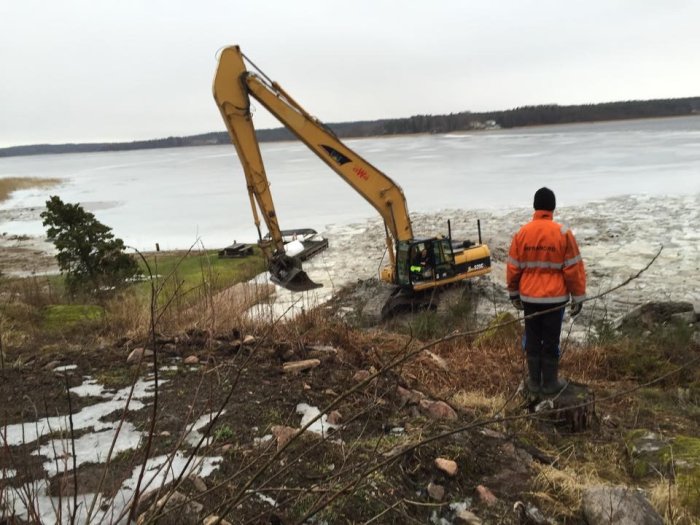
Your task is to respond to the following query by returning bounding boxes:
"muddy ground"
[2,309,699,524]
[1,195,699,523]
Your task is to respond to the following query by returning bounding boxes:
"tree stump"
[526,381,596,432]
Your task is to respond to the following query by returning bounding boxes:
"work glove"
[511,298,524,311]
[570,300,583,317]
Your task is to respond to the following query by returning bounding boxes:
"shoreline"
[2,113,699,158]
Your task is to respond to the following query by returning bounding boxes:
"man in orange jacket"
[507,187,586,395]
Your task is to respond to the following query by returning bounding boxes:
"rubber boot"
[525,355,541,394]
[541,357,567,395]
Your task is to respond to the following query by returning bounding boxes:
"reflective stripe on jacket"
[506,210,586,304]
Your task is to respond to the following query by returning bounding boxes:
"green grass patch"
[42,304,105,331]
[94,367,134,388]
[132,249,265,305]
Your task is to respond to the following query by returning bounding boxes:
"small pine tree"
[41,196,141,294]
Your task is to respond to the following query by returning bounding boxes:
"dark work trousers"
[522,302,566,360]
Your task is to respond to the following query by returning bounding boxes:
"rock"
[513,502,549,524]
[242,335,255,345]
[479,428,506,440]
[419,399,458,420]
[127,347,153,364]
[191,476,207,493]
[183,355,199,365]
[160,431,171,437]
[271,425,298,451]
[582,485,663,525]
[203,516,232,525]
[303,382,311,390]
[427,482,445,501]
[434,457,458,477]
[282,359,321,373]
[616,301,695,331]
[352,370,372,382]
[43,360,61,370]
[327,410,342,425]
[624,430,671,478]
[454,509,482,525]
[671,311,697,324]
[307,345,339,361]
[137,490,203,524]
[475,485,497,506]
[396,385,425,405]
[423,350,449,371]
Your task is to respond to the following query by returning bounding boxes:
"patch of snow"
[37,421,142,477]
[184,411,226,448]
[256,492,278,507]
[53,364,78,372]
[2,377,164,446]
[69,377,109,398]
[296,403,338,437]
[1,452,222,525]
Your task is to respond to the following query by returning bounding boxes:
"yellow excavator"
[213,45,491,308]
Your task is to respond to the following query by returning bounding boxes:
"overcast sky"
[1,0,699,147]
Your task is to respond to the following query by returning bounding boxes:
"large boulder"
[615,301,696,331]
[625,430,700,511]
[582,486,662,525]
[624,429,671,478]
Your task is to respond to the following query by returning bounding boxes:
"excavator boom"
[213,45,491,303]
[213,46,322,291]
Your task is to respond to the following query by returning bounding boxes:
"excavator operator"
[410,245,433,281]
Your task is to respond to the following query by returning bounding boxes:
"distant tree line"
[2,97,699,157]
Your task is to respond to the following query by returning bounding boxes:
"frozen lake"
[1,116,699,322]
[1,115,699,251]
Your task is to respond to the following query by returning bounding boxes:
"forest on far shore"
[2,96,699,157]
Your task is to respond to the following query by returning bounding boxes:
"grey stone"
[427,482,445,501]
[127,347,153,364]
[616,301,694,331]
[582,485,663,525]
[670,311,697,324]
[454,509,482,525]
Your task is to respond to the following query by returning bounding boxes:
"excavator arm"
[213,46,414,289]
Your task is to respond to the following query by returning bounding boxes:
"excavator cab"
[396,239,457,288]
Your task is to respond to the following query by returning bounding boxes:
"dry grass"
[529,463,602,519]
[450,389,506,415]
[0,177,61,203]
[649,478,700,525]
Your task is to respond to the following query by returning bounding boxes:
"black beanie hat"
[533,187,556,211]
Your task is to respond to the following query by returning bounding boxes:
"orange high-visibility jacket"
[507,210,586,304]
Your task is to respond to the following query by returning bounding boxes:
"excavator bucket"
[269,254,323,292]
